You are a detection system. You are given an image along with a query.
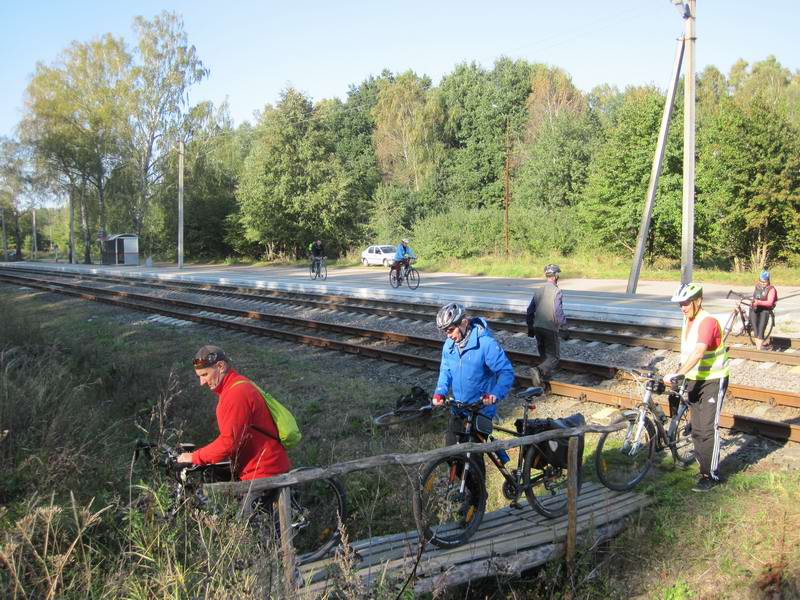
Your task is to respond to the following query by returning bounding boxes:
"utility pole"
[503,120,511,258]
[681,0,696,284]
[627,38,685,293]
[32,206,37,260]
[1,208,7,262]
[178,140,184,269]
[68,194,75,264]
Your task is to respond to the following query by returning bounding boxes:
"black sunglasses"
[192,352,224,368]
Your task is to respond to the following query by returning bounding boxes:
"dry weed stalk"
[0,493,110,600]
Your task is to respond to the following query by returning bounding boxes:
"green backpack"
[232,380,302,449]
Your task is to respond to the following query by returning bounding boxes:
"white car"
[361,244,397,267]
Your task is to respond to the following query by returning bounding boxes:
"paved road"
[6,261,799,336]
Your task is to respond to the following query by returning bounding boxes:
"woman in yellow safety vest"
[663,282,730,492]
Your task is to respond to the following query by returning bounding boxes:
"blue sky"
[1,1,797,138]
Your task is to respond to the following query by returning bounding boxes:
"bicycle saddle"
[518,386,545,399]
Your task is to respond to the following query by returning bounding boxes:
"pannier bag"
[514,414,585,469]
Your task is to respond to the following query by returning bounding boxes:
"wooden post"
[278,487,298,596]
[565,436,579,595]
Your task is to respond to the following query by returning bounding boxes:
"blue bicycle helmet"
[759,270,770,282]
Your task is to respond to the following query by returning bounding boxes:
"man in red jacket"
[177,345,291,481]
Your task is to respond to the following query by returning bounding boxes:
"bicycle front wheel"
[668,408,695,468]
[389,269,401,288]
[413,456,486,548]
[373,405,431,427]
[319,262,327,280]
[406,267,420,290]
[764,310,775,341]
[594,413,655,491]
[522,446,579,518]
[290,477,347,564]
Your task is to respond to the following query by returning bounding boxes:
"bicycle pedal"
[509,500,524,510]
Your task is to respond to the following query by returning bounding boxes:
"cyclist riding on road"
[178,345,291,484]
[431,303,516,467]
[664,283,730,492]
[310,239,324,263]
[390,238,416,280]
[750,270,778,350]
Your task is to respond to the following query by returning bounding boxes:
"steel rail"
[2,271,799,410]
[2,273,797,443]
[3,265,797,358]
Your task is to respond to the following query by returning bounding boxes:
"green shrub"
[411,205,578,260]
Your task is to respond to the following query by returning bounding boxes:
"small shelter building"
[101,234,139,266]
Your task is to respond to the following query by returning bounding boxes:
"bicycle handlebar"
[726,290,753,306]
[134,440,193,474]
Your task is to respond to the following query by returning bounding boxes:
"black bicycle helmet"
[544,264,561,277]
[436,302,466,331]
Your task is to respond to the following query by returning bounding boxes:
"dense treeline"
[1,11,799,271]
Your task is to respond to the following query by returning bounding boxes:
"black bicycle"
[723,290,774,345]
[412,388,585,548]
[132,440,347,563]
[594,370,694,491]
[309,256,327,281]
[389,259,420,290]
[372,385,443,426]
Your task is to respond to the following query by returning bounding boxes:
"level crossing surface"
[4,261,799,336]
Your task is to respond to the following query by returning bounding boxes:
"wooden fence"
[205,421,626,596]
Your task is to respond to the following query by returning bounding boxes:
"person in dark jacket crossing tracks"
[525,264,567,386]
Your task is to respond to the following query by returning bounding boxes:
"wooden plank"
[412,518,633,594]
[299,483,638,575]
[300,482,618,573]
[299,487,652,590]
[306,508,644,597]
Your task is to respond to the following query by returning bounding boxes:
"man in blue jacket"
[431,303,516,465]
[390,238,417,280]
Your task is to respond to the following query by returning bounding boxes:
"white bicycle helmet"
[670,282,703,303]
[436,302,466,330]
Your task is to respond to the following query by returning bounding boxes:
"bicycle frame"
[451,401,536,502]
[723,290,753,341]
[619,374,689,456]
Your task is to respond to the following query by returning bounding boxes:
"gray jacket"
[526,281,566,333]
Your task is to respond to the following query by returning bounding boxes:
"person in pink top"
[750,271,778,350]
[177,345,291,481]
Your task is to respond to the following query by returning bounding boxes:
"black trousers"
[687,377,728,480]
[534,328,561,379]
[749,308,771,339]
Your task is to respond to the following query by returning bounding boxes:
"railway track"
[2,269,798,443]
[2,265,798,365]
